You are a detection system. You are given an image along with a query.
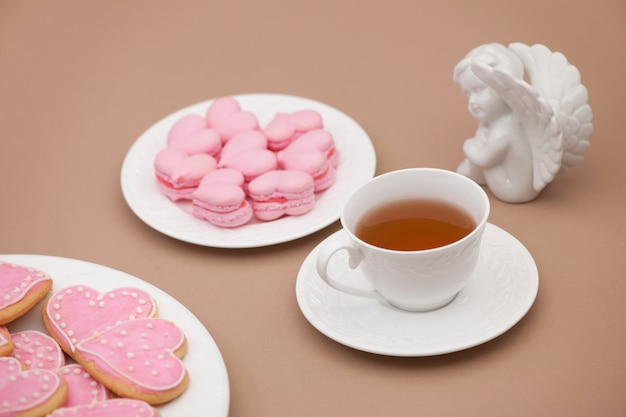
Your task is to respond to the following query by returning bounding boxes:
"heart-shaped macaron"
[248,170,316,221]
[154,147,218,200]
[192,168,253,227]
[0,356,67,415]
[43,285,157,355]
[263,110,323,150]
[74,318,188,403]
[166,114,206,145]
[218,131,277,183]
[0,261,53,325]
[10,330,65,371]
[48,398,158,417]
[206,96,259,143]
[166,114,222,157]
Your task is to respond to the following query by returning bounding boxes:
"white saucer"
[120,93,376,248]
[295,223,539,356]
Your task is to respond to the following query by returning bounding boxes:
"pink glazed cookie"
[205,96,259,143]
[10,330,65,371]
[0,261,53,325]
[192,168,253,227]
[0,356,69,417]
[166,114,222,158]
[57,363,111,407]
[248,170,316,221]
[48,398,160,417]
[263,110,323,151]
[73,318,189,405]
[42,285,157,357]
[154,147,217,201]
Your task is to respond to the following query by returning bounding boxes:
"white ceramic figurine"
[453,42,593,203]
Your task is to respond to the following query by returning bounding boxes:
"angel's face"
[459,70,507,121]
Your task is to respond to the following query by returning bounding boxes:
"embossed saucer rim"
[295,223,539,356]
[120,93,376,248]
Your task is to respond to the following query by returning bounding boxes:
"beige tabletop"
[1,1,625,416]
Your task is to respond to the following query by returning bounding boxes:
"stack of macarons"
[153,96,340,228]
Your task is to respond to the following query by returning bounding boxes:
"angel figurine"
[453,42,593,203]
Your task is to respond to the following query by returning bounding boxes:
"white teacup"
[316,168,490,312]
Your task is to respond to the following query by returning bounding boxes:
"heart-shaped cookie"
[10,330,65,371]
[43,285,157,356]
[205,96,259,143]
[0,261,53,325]
[48,398,158,417]
[0,356,68,416]
[56,363,110,407]
[74,318,188,404]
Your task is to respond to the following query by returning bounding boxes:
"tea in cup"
[316,168,490,312]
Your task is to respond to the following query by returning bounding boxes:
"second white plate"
[120,93,376,248]
[2,254,230,417]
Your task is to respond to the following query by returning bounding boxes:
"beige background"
[1,1,625,416]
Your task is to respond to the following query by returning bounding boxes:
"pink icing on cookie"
[154,147,217,201]
[205,96,259,143]
[0,261,52,310]
[57,364,110,407]
[217,131,277,184]
[45,286,157,354]
[263,110,323,151]
[248,170,316,221]
[48,398,158,417]
[10,330,65,371]
[192,169,252,227]
[74,318,187,396]
[0,356,66,414]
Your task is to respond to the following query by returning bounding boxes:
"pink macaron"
[276,129,338,192]
[248,170,316,221]
[263,110,323,151]
[218,130,277,187]
[154,147,217,201]
[205,96,259,143]
[192,168,253,227]
[166,114,222,158]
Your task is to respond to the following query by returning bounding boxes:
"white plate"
[2,254,229,417]
[296,223,539,356]
[120,93,376,248]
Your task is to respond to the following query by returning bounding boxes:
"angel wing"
[509,43,593,171]
[470,57,563,192]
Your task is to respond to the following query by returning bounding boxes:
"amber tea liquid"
[355,198,475,251]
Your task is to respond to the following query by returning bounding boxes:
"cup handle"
[315,238,382,300]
